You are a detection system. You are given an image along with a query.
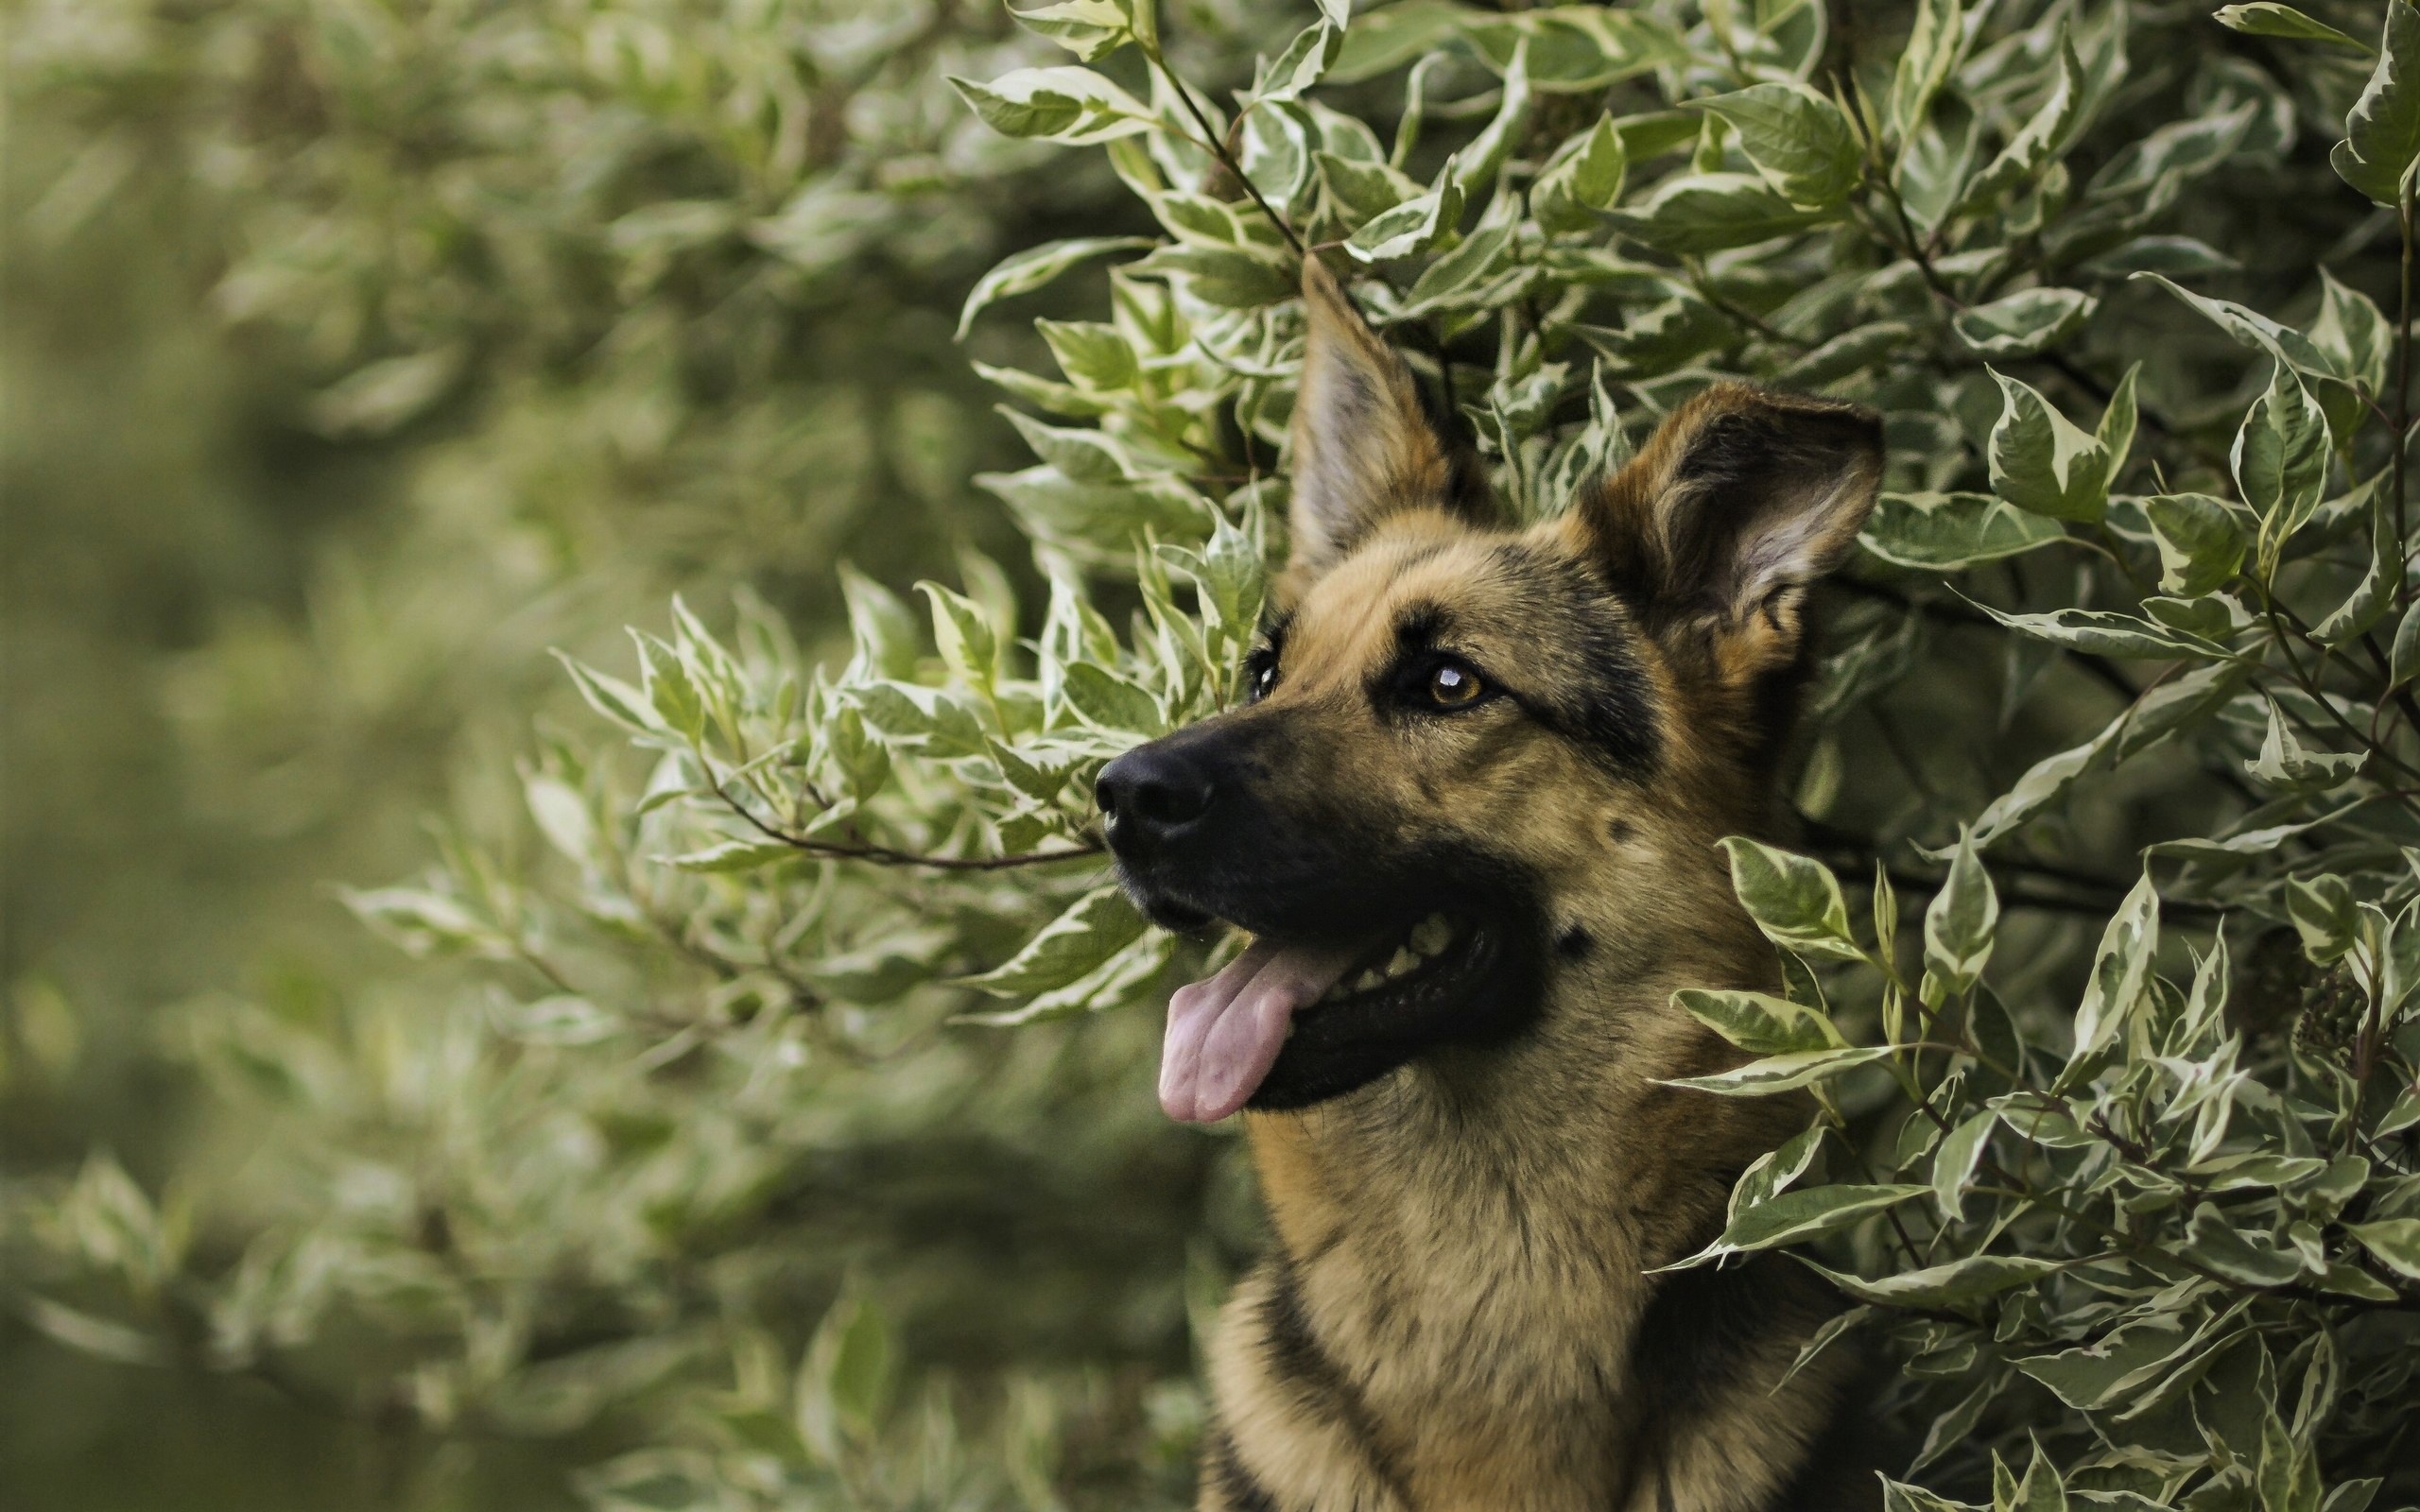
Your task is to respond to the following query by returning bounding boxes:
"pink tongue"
[1159,936,1373,1123]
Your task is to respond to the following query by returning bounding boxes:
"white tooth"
[1355,968,1385,992]
[1386,947,1419,978]
[1409,914,1451,956]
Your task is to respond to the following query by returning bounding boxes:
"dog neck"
[1227,886,1838,1509]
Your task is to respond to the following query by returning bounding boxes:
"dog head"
[1100,261,1882,1122]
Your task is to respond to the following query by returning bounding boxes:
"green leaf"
[956,236,1151,339]
[2184,1202,2306,1286]
[1034,319,1139,390]
[1962,41,2084,210]
[950,66,1155,146]
[1923,828,1998,1002]
[1806,1253,2056,1309]
[1729,1121,1828,1220]
[1700,83,1863,209]
[1318,150,1418,223]
[1460,9,1687,93]
[1450,38,1531,196]
[1010,0,1133,61]
[554,651,662,735]
[1327,0,1464,84]
[1933,1108,1998,1221]
[1602,172,1828,253]
[2331,0,2420,205]
[959,883,1147,996]
[2258,1407,2324,1512]
[1719,837,1861,961]
[1343,159,1465,260]
[2143,492,2250,596]
[2287,873,2359,961]
[341,886,492,954]
[1972,730,2111,848]
[1661,1044,1897,1095]
[2312,268,2393,396]
[1531,113,1627,234]
[1249,22,1340,106]
[1135,244,1294,309]
[796,1290,894,1465]
[1890,0,1965,144]
[659,838,797,873]
[2314,507,2398,646]
[2246,700,2366,790]
[1987,369,2121,523]
[1778,321,1920,389]
[1970,603,2211,658]
[838,565,924,682]
[957,930,1171,1024]
[1861,491,2066,570]
[524,774,598,866]
[2391,599,2420,687]
[1953,287,2097,358]
[1061,662,1162,733]
[493,994,621,1046]
[2215,4,2365,49]
[2014,1315,2198,1410]
[1673,988,1847,1054]
[917,581,999,691]
[1694,1183,1928,1259]
[2009,1447,2069,1512]
[2067,872,2159,1072]
[1884,1479,1980,1512]
[2344,1217,2420,1280]
[2236,359,2334,576]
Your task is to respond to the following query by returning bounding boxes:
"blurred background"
[3,2,1293,1505]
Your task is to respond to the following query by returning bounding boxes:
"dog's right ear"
[1286,259,1483,584]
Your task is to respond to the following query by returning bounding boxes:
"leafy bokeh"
[8,1,2420,1509]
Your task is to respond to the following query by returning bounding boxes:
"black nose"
[1097,743,1216,854]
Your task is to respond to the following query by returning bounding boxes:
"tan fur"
[1184,263,1885,1512]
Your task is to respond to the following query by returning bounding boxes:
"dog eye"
[1426,659,1485,709]
[1244,649,1279,704]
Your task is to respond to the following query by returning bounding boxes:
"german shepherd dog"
[1094,260,1888,1512]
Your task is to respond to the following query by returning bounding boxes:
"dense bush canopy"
[9,1,2420,1509]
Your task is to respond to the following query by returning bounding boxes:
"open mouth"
[1315,910,1461,1004]
[1157,906,1530,1123]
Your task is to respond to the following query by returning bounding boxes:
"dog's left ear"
[1286,258,1487,585]
[1577,382,1882,680]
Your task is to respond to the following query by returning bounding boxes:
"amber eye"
[1426,660,1485,708]
[1244,649,1279,704]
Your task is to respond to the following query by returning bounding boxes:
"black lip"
[1118,868,1548,1112]
[1247,910,1538,1110]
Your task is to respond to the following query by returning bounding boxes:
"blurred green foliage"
[2,0,1233,1504]
[11,0,2420,1509]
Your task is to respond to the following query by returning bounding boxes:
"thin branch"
[716,782,1105,872]
[1138,41,1307,260]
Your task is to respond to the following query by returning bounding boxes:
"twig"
[716,782,1105,872]
[1137,40,1307,260]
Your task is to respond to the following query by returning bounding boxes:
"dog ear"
[1287,258,1485,581]
[1577,382,1882,679]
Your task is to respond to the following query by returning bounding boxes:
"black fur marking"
[1629,1252,1838,1418]
[1203,1425,1280,1512]
[1486,543,1660,773]
[1392,600,1451,653]
[1556,926,1594,959]
[1260,1260,1407,1500]
[1259,611,1293,659]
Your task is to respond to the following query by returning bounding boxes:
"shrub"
[14,0,2420,1508]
